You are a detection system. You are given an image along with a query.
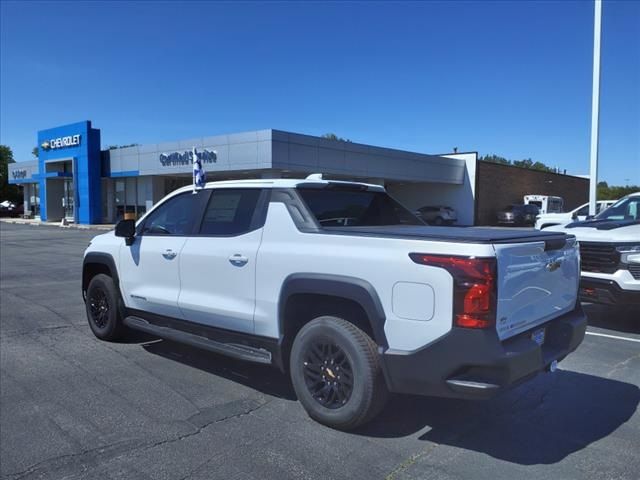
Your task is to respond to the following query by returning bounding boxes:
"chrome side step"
[123,316,272,365]
[445,378,501,397]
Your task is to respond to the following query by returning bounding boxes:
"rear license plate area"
[531,327,546,346]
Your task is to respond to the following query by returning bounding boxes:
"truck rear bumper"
[579,277,640,306]
[381,304,587,399]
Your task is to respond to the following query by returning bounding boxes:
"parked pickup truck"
[83,176,587,429]
[535,200,616,230]
[546,192,640,308]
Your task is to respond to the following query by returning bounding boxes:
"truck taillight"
[409,254,497,329]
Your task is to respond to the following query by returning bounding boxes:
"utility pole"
[589,0,602,216]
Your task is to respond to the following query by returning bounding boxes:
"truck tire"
[85,274,124,341]
[290,316,389,430]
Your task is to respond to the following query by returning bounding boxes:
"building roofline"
[478,159,589,181]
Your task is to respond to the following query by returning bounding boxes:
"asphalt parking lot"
[1,222,638,480]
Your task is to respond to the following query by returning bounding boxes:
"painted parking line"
[585,330,640,343]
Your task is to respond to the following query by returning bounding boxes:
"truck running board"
[445,378,501,396]
[123,316,272,365]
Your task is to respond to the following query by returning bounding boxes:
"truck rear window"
[298,187,422,227]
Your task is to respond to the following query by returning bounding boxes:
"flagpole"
[589,0,602,216]
[192,146,197,194]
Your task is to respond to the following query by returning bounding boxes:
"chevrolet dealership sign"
[11,169,27,180]
[159,149,217,167]
[41,134,81,151]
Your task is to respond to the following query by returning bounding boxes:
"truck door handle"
[162,249,177,260]
[228,254,248,267]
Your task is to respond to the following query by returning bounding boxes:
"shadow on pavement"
[142,338,297,400]
[358,370,639,465]
[583,303,640,334]
[136,336,638,466]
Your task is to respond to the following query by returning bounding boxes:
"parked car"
[497,204,539,226]
[83,175,586,430]
[0,201,24,218]
[524,195,564,214]
[415,205,457,225]
[535,200,617,230]
[546,192,640,308]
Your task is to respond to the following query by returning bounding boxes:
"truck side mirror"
[571,212,578,220]
[115,219,136,245]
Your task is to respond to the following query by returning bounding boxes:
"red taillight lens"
[409,254,496,329]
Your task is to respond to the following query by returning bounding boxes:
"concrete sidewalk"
[0,217,114,231]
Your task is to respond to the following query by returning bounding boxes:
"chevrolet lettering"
[41,134,81,150]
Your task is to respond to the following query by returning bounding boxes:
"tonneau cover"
[324,225,569,244]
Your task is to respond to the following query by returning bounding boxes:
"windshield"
[298,187,423,227]
[594,196,640,221]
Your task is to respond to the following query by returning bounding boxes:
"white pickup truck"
[83,176,586,429]
[546,192,640,309]
[535,200,616,230]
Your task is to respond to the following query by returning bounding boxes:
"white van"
[524,195,564,214]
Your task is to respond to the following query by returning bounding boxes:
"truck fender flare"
[279,273,388,348]
[82,252,120,293]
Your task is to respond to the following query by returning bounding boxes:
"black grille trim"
[579,242,620,274]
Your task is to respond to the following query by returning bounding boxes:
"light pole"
[589,0,602,216]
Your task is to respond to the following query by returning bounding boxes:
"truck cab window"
[298,188,421,227]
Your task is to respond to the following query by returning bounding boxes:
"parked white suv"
[535,200,616,230]
[83,176,586,429]
[415,205,457,225]
[546,192,640,308]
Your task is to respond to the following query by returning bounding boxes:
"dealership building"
[8,120,589,226]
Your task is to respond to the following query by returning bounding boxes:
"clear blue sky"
[1,0,638,185]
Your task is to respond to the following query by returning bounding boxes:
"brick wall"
[475,161,589,225]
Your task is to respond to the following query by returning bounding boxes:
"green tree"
[480,154,555,172]
[0,145,21,203]
[478,154,510,165]
[597,181,639,200]
[321,133,351,142]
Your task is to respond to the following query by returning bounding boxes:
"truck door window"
[199,189,262,235]
[141,193,199,236]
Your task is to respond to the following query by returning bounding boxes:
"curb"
[0,218,114,231]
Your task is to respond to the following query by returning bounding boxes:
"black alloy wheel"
[85,273,124,341]
[89,288,110,328]
[290,316,389,430]
[303,340,354,409]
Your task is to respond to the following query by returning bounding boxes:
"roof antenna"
[305,173,323,180]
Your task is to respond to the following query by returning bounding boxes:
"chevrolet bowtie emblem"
[546,259,562,272]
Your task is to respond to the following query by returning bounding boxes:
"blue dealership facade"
[9,121,102,223]
[9,121,478,225]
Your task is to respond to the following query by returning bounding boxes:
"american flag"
[192,147,206,190]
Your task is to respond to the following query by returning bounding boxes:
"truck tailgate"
[494,237,580,340]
